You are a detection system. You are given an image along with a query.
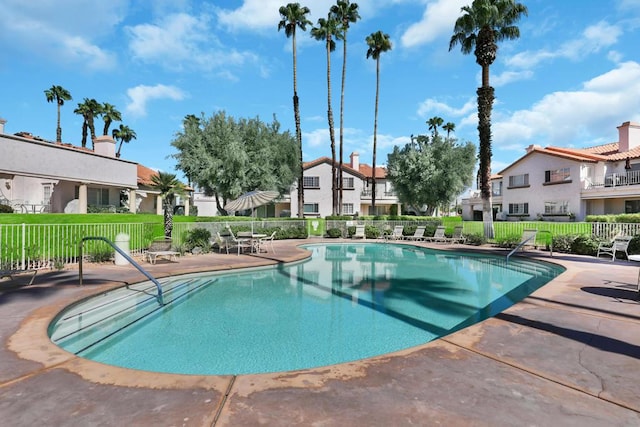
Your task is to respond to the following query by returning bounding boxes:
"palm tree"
[73,98,102,149]
[443,122,456,137]
[101,103,122,136]
[330,0,360,213]
[112,124,137,158]
[150,171,185,238]
[449,0,527,238]
[278,3,312,218]
[366,30,392,215]
[44,85,72,143]
[311,14,341,215]
[427,116,444,138]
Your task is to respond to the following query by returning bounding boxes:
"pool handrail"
[78,236,164,306]
[506,230,553,263]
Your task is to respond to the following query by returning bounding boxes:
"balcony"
[360,190,397,200]
[586,170,640,189]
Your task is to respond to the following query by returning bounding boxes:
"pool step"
[50,277,211,354]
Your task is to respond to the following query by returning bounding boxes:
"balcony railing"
[586,170,640,189]
[360,190,397,199]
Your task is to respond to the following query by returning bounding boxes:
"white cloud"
[417,97,476,118]
[506,21,622,69]
[126,13,259,73]
[0,0,124,70]
[400,0,468,48]
[492,61,640,149]
[492,70,534,87]
[125,84,186,117]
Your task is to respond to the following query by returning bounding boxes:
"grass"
[0,214,221,225]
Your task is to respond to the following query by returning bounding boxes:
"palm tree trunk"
[163,200,173,237]
[372,57,380,214]
[338,31,348,214]
[56,103,62,142]
[292,31,304,218]
[81,122,88,148]
[477,85,495,238]
[326,38,337,216]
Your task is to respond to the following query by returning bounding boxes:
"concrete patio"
[1,239,639,426]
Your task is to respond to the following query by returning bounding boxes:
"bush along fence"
[3,220,640,272]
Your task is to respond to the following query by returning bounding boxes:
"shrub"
[365,225,381,239]
[183,227,212,253]
[0,204,13,213]
[464,233,486,246]
[494,234,521,248]
[326,228,343,238]
[552,234,577,253]
[569,234,601,256]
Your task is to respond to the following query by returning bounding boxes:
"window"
[342,177,354,189]
[508,174,529,188]
[545,167,570,183]
[625,200,640,213]
[303,176,320,188]
[508,203,528,215]
[342,203,354,214]
[303,203,319,214]
[544,201,569,214]
[42,184,52,204]
[492,181,502,196]
[88,188,110,206]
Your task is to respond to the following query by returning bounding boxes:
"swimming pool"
[49,243,564,375]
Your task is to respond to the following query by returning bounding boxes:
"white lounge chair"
[448,226,466,244]
[519,229,538,251]
[385,225,404,241]
[405,226,426,241]
[425,226,447,243]
[352,225,366,239]
[227,228,252,255]
[1,268,37,286]
[258,231,277,253]
[597,235,632,261]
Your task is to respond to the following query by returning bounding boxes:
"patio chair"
[424,226,447,243]
[384,225,404,241]
[258,231,277,253]
[227,228,252,255]
[145,237,180,264]
[352,225,366,240]
[405,226,426,241]
[212,232,232,254]
[597,235,632,262]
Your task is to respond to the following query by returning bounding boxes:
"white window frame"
[303,203,319,214]
[545,167,570,183]
[544,201,569,214]
[508,203,529,215]
[342,203,354,214]
[508,174,529,187]
[303,176,320,188]
[342,177,355,189]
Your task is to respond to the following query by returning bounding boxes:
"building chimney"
[93,135,116,157]
[350,152,360,171]
[0,117,6,134]
[617,121,640,153]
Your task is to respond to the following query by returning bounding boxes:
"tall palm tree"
[112,124,137,158]
[278,3,312,218]
[150,171,185,238]
[74,98,101,149]
[427,116,444,138]
[366,30,392,215]
[443,122,456,137]
[311,14,341,215]
[44,85,72,143]
[101,102,122,136]
[450,0,527,238]
[330,0,360,213]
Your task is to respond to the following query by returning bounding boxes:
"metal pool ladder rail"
[79,236,164,306]
[506,230,553,263]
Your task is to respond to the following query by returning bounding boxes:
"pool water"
[50,243,564,375]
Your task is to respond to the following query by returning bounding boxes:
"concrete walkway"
[1,239,639,426]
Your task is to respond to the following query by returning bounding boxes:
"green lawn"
[0,214,219,225]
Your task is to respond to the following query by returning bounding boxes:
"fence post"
[21,223,26,271]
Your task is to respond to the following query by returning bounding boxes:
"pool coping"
[2,239,639,426]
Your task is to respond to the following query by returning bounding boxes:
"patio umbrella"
[224,190,279,233]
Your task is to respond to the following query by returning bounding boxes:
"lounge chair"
[448,226,466,244]
[145,237,180,264]
[385,225,404,241]
[519,229,538,251]
[424,226,447,243]
[352,225,366,240]
[597,235,632,261]
[212,232,233,254]
[405,226,426,241]
[1,268,37,286]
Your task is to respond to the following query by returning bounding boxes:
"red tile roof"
[303,156,386,179]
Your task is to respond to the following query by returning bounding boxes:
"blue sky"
[1,0,640,183]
